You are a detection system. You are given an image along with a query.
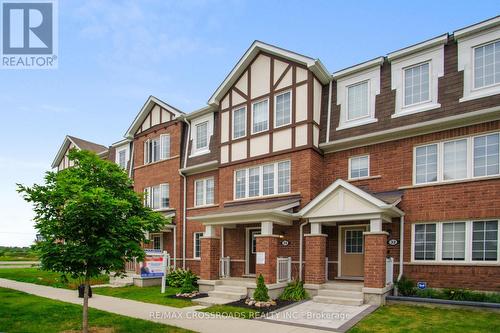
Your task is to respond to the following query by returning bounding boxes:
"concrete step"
[321,282,363,292]
[317,289,364,299]
[214,285,248,294]
[312,295,364,306]
[195,297,234,306]
[207,290,247,300]
[218,279,255,287]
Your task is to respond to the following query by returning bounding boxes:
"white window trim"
[233,160,291,200]
[232,106,247,140]
[336,66,380,130]
[251,98,270,135]
[274,90,292,129]
[344,229,364,254]
[402,61,432,107]
[144,183,170,211]
[151,233,163,251]
[391,45,443,118]
[116,146,128,169]
[160,134,170,160]
[348,154,370,180]
[144,135,170,165]
[411,220,500,264]
[193,232,203,259]
[194,177,215,207]
[413,132,500,185]
[458,29,500,102]
[190,113,213,157]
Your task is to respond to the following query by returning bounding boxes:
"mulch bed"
[168,292,208,300]
[225,299,297,313]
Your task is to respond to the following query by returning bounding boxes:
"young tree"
[18,149,168,333]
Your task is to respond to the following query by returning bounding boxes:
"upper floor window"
[274,91,291,127]
[413,220,499,263]
[144,183,169,210]
[473,40,500,89]
[196,122,208,150]
[194,177,214,207]
[144,134,170,164]
[116,148,127,169]
[233,107,246,139]
[347,81,369,121]
[252,99,269,134]
[234,160,290,200]
[349,155,369,179]
[414,132,500,185]
[404,62,430,106]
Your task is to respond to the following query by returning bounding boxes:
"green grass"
[349,304,500,333]
[0,268,108,289]
[199,305,261,319]
[0,255,38,261]
[94,285,194,308]
[0,287,191,333]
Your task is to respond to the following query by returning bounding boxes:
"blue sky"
[0,0,498,246]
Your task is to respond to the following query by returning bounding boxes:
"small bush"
[180,275,197,294]
[411,286,500,304]
[415,288,442,299]
[395,276,416,296]
[279,280,309,301]
[253,274,270,302]
[166,268,198,288]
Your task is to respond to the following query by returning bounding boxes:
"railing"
[325,257,329,281]
[220,256,230,278]
[125,257,138,273]
[277,257,292,283]
[386,257,394,285]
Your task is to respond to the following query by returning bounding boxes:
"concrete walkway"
[0,278,327,333]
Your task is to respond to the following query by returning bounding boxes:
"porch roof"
[297,179,404,223]
[187,198,300,226]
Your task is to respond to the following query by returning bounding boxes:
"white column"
[261,221,273,236]
[310,222,322,235]
[370,218,383,232]
[204,225,217,238]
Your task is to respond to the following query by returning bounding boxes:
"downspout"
[221,227,224,258]
[179,116,191,270]
[298,220,309,281]
[128,141,134,178]
[173,225,177,268]
[325,80,333,143]
[397,214,405,281]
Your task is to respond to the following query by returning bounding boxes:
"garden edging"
[386,295,500,312]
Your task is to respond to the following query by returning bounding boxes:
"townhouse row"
[52,16,500,304]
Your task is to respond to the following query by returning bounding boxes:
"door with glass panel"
[340,226,367,277]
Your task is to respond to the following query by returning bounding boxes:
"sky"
[0,0,498,247]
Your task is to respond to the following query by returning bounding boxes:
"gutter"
[397,214,405,282]
[325,80,332,143]
[298,220,309,281]
[179,116,191,269]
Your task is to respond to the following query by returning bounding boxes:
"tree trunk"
[82,279,89,333]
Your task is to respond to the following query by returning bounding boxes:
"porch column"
[200,225,220,280]
[304,222,327,284]
[364,218,388,288]
[255,221,279,284]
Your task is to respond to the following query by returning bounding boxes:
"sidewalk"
[0,278,326,333]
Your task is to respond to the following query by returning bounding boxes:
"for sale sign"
[140,253,164,277]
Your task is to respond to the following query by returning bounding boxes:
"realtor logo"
[1,0,58,69]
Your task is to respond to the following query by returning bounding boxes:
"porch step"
[207,290,247,300]
[195,297,235,306]
[218,278,256,288]
[321,282,363,292]
[317,289,364,299]
[312,295,364,306]
[214,285,248,294]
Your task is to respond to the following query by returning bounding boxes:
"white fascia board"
[51,136,76,168]
[387,34,448,62]
[332,57,385,80]
[454,15,500,40]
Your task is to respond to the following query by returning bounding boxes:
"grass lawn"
[0,268,108,289]
[349,304,500,332]
[0,256,38,261]
[94,285,194,308]
[0,287,191,333]
[199,304,260,319]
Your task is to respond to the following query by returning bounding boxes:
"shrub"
[395,276,416,296]
[442,288,470,301]
[166,268,198,288]
[253,274,270,302]
[279,280,309,301]
[415,288,442,299]
[180,275,197,294]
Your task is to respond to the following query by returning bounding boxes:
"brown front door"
[340,226,367,277]
[248,229,260,275]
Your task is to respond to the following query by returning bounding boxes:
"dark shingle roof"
[68,136,108,154]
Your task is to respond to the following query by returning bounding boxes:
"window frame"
[346,80,370,122]
[151,233,163,251]
[402,61,432,108]
[344,229,364,254]
[251,98,269,134]
[411,220,500,264]
[413,132,500,185]
[193,232,203,259]
[144,183,170,210]
[194,177,215,207]
[274,90,292,128]
[143,135,170,165]
[472,39,500,91]
[117,148,127,169]
[233,160,291,200]
[232,106,247,140]
[348,154,370,180]
[195,121,209,151]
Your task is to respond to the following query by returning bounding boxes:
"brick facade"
[200,237,220,280]
[255,236,279,284]
[304,235,327,284]
[363,233,388,289]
